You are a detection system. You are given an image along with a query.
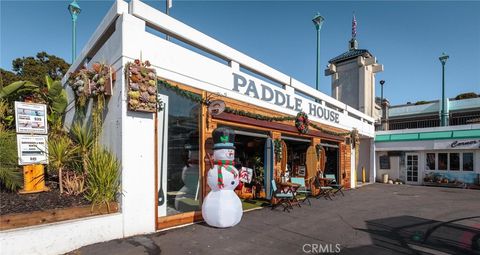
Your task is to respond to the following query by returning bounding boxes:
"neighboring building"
[374,98,480,186]
[375,124,480,186]
[377,97,480,131]
[325,18,383,183]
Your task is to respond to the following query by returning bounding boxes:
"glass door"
[406,153,419,184]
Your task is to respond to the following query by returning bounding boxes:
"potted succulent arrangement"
[67,63,115,107]
[126,59,157,112]
[90,63,115,96]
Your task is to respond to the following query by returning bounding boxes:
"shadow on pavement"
[343,215,480,255]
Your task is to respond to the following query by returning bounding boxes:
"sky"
[1,0,479,105]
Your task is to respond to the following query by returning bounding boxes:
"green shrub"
[0,129,22,191]
[70,122,94,174]
[85,148,120,212]
[48,135,78,193]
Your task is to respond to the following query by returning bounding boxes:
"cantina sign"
[232,73,340,124]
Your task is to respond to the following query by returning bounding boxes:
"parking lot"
[70,184,480,255]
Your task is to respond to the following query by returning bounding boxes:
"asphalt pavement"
[67,184,480,255]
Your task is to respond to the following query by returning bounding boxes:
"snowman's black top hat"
[212,127,235,150]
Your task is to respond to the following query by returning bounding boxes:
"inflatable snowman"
[202,127,243,228]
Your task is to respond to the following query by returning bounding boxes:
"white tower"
[325,14,383,119]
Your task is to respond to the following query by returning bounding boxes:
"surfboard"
[306,145,318,180]
[280,140,287,175]
[264,137,275,200]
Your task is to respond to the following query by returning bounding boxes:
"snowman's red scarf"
[216,160,237,189]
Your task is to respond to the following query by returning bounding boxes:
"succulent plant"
[128,91,140,99]
[140,92,149,102]
[148,80,156,86]
[140,84,147,92]
[148,72,155,79]
[140,67,148,77]
[131,75,140,83]
[129,99,139,107]
[98,77,105,85]
[149,95,156,103]
[147,86,156,95]
[92,63,101,72]
[130,83,139,91]
[130,66,139,75]
[99,86,105,92]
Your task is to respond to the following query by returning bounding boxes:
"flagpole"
[165,0,171,41]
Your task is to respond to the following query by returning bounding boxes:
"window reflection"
[426,153,435,170]
[463,153,474,171]
[438,153,448,170]
[449,153,460,171]
[162,89,201,215]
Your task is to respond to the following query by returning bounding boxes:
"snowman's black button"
[231,181,235,185]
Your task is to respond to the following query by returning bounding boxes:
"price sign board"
[14,101,48,134]
[16,134,48,165]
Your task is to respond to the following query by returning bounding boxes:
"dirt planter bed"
[0,202,119,231]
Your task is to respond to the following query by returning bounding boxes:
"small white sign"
[298,165,306,177]
[14,101,48,134]
[16,134,48,165]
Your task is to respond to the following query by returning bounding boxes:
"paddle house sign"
[232,73,340,124]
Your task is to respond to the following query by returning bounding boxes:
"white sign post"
[14,101,50,193]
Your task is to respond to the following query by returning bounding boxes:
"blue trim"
[213,143,234,149]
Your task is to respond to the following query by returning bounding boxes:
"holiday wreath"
[295,111,310,134]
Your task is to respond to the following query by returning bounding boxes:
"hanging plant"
[90,63,115,97]
[274,139,283,162]
[68,68,90,107]
[295,111,310,134]
[127,59,158,112]
[67,63,115,108]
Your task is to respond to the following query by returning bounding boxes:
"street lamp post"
[379,80,386,130]
[68,0,81,63]
[380,80,385,106]
[312,13,325,92]
[439,53,449,126]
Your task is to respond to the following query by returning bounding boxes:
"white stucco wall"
[375,152,400,182]
[0,214,123,255]
[358,138,372,182]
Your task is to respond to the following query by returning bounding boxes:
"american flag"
[352,14,357,38]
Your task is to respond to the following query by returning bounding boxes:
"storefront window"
[426,153,435,170]
[463,153,474,171]
[162,89,201,216]
[449,153,460,170]
[438,153,448,170]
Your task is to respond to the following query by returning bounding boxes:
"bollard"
[362,166,366,183]
[19,164,49,194]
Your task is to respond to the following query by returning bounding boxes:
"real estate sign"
[14,101,48,134]
[16,134,48,165]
